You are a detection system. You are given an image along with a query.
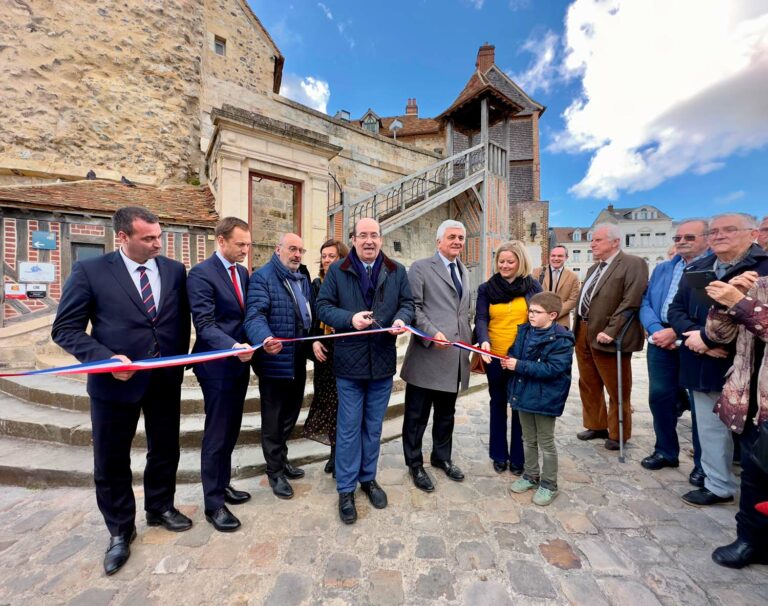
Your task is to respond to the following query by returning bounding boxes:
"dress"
[303,276,338,445]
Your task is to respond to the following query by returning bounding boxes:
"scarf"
[348,247,383,308]
[270,253,312,331]
[485,272,535,305]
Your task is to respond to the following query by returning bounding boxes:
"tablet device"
[684,269,717,306]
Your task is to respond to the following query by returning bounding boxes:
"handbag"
[470,351,486,374]
[750,421,768,475]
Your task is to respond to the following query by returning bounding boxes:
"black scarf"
[485,272,534,304]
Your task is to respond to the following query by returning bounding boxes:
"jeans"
[647,344,681,461]
[335,377,393,493]
[692,390,736,497]
[486,358,524,469]
[518,412,558,490]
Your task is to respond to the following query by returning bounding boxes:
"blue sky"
[249,0,768,227]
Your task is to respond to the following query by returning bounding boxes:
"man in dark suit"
[573,223,648,450]
[52,206,192,576]
[400,219,472,492]
[187,217,254,532]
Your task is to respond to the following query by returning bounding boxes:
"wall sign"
[26,284,47,299]
[31,231,57,250]
[18,262,55,283]
[4,283,26,300]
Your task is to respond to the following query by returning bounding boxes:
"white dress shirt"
[119,248,161,306]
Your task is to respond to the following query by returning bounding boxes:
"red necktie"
[229,265,244,309]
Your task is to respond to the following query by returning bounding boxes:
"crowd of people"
[50,207,768,576]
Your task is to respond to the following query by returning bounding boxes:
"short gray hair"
[673,217,709,231]
[593,222,622,242]
[709,213,758,229]
[436,219,466,241]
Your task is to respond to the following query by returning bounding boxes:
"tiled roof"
[0,180,218,227]
[379,115,441,137]
[436,70,524,122]
[552,227,590,243]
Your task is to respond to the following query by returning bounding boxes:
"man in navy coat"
[52,206,192,576]
[187,217,254,532]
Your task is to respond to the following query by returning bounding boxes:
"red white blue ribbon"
[0,325,505,377]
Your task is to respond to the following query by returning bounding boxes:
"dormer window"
[363,115,379,134]
[573,230,581,242]
[586,231,593,241]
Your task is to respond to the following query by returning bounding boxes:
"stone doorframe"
[206,107,342,269]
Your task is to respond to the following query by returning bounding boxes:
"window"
[640,230,651,247]
[573,230,581,242]
[363,115,379,134]
[587,250,593,262]
[626,234,635,247]
[586,231,593,241]
[393,241,402,252]
[655,232,666,246]
[72,243,104,262]
[214,36,226,56]
[572,249,581,262]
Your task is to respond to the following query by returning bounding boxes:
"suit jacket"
[533,265,580,328]
[188,254,251,380]
[51,251,191,402]
[573,251,648,353]
[400,254,472,392]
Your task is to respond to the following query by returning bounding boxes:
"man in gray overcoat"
[400,219,472,492]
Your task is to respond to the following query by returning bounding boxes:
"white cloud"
[714,190,746,206]
[317,2,333,20]
[509,0,530,10]
[550,0,768,200]
[280,74,331,114]
[510,30,560,94]
[337,20,355,49]
[463,0,485,9]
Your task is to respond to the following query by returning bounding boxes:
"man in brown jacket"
[574,223,648,450]
[533,245,580,329]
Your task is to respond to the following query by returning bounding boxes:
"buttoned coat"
[533,265,580,329]
[573,251,648,353]
[400,254,472,393]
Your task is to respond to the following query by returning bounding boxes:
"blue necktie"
[449,262,463,299]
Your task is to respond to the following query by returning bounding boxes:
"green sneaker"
[532,486,558,506]
[510,478,538,494]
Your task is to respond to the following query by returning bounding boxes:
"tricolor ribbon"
[0,325,506,377]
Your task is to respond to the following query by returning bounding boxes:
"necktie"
[449,262,463,299]
[715,262,732,280]
[137,266,157,321]
[550,269,560,292]
[579,262,607,319]
[229,265,244,309]
[366,265,373,280]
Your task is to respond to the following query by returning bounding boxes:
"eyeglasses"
[284,246,307,255]
[672,234,701,242]
[528,309,550,315]
[706,227,753,237]
[355,233,380,240]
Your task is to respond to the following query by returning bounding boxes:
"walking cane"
[614,311,637,464]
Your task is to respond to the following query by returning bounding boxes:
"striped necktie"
[579,262,607,319]
[137,266,157,321]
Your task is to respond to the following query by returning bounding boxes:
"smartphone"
[685,269,717,289]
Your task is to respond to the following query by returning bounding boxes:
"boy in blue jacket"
[501,292,575,506]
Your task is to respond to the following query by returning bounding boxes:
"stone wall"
[0,0,208,185]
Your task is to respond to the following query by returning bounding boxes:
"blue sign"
[31,231,57,250]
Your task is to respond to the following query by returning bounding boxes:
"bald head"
[276,232,305,271]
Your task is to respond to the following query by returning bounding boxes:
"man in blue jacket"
[669,213,768,507]
[317,217,414,524]
[639,219,709,482]
[188,217,254,532]
[244,233,313,500]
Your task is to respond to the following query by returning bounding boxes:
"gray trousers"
[518,412,558,490]
[691,390,736,497]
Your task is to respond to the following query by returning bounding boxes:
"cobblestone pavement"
[0,354,766,605]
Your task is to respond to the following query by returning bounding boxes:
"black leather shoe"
[145,507,192,532]
[205,506,241,532]
[360,480,388,509]
[509,464,524,476]
[224,485,251,505]
[492,460,507,473]
[103,527,136,576]
[689,467,706,487]
[431,459,465,481]
[604,439,621,451]
[283,462,305,479]
[577,429,609,441]
[641,452,679,470]
[712,538,768,569]
[269,475,294,499]
[338,492,357,524]
[410,466,435,492]
[324,447,335,474]
[682,487,734,507]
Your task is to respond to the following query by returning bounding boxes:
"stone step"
[0,376,488,449]
[0,413,406,488]
[0,370,412,416]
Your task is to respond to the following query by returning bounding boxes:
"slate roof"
[0,180,218,227]
[436,70,524,122]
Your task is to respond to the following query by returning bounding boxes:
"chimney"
[607,204,614,212]
[405,98,418,116]
[475,43,495,73]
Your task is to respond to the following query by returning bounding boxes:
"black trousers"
[258,358,306,478]
[402,383,458,467]
[199,370,250,511]
[90,370,181,536]
[737,422,768,546]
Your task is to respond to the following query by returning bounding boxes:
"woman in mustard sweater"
[475,241,542,474]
